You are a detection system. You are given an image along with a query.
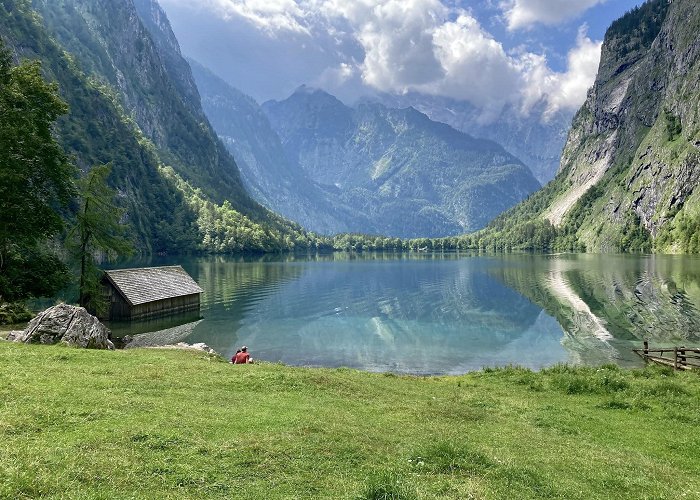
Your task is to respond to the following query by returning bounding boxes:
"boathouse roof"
[103,266,203,306]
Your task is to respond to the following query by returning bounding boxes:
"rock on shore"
[9,304,114,349]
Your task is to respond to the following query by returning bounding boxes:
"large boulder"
[12,304,114,349]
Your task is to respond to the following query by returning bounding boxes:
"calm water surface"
[107,253,700,375]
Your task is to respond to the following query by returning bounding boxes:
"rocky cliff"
[479,0,700,253]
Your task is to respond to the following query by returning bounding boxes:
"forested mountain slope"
[31,0,248,206]
[1,0,316,253]
[475,0,700,253]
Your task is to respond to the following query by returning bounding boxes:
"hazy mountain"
[188,60,365,234]
[262,86,541,238]
[375,93,573,185]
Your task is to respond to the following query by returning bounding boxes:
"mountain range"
[192,61,542,238]
[374,93,573,185]
[4,0,699,254]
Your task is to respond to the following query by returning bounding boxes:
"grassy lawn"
[0,342,698,499]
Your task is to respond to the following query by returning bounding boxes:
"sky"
[158,0,646,121]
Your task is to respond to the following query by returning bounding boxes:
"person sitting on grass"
[230,349,241,364]
[233,346,251,364]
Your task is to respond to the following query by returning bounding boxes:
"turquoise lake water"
[106,253,700,375]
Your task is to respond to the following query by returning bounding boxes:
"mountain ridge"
[260,85,542,237]
[473,0,700,254]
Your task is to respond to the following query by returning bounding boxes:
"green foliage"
[663,109,683,142]
[68,164,133,314]
[0,38,75,302]
[160,167,328,254]
[606,0,670,59]
[453,180,566,252]
[618,213,651,253]
[0,245,71,304]
[656,211,700,253]
[0,301,34,325]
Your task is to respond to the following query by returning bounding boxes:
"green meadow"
[0,341,698,499]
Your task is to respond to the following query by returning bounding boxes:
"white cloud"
[176,0,315,35]
[501,0,606,30]
[320,1,601,120]
[322,0,448,90]
[162,0,602,120]
[520,27,602,118]
[428,14,522,120]
[316,62,356,86]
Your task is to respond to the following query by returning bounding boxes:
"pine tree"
[70,164,132,314]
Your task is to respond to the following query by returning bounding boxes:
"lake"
[106,253,700,375]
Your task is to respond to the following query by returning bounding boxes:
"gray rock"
[15,304,114,349]
[5,330,22,341]
[151,342,219,355]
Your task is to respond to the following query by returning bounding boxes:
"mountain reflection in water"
[108,253,700,374]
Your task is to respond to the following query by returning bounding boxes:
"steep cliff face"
[480,0,700,253]
[32,0,253,208]
[131,0,201,107]
[544,0,700,251]
[262,87,540,238]
[189,61,363,234]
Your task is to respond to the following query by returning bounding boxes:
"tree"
[0,41,76,303]
[69,164,132,313]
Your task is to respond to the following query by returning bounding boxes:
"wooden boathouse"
[102,266,203,321]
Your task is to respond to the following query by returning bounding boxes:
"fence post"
[674,348,679,370]
[679,347,686,368]
[643,340,649,357]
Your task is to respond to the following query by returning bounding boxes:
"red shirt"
[234,351,250,364]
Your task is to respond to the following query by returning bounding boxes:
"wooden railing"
[633,341,700,371]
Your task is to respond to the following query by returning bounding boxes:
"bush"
[0,302,34,325]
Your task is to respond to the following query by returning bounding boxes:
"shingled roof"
[103,266,203,306]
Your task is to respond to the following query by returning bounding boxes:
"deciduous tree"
[0,41,75,303]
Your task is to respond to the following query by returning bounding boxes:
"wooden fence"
[633,341,700,371]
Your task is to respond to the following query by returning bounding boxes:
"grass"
[0,343,699,499]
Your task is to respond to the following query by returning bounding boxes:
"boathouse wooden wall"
[101,266,203,322]
[103,284,200,321]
